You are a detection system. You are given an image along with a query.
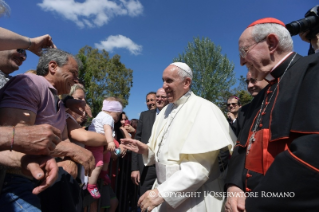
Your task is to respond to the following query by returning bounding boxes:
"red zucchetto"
[247,17,285,28]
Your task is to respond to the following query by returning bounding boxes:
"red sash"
[245,129,291,175]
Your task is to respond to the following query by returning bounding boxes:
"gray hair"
[69,84,85,97]
[252,23,293,53]
[36,48,83,76]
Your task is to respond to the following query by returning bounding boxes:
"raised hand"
[29,34,56,56]
[121,138,148,155]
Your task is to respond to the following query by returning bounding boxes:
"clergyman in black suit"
[131,88,168,195]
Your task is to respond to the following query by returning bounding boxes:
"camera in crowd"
[286,5,319,40]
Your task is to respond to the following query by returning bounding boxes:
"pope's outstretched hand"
[121,138,148,155]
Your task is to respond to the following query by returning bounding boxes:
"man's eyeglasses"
[156,95,167,99]
[227,103,238,107]
[239,37,266,58]
[17,49,27,59]
[245,78,257,85]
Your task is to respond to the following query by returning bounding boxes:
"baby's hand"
[107,142,116,152]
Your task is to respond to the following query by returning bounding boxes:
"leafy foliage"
[173,37,236,109]
[77,46,133,117]
[219,75,253,114]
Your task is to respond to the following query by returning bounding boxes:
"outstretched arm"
[0,27,55,55]
[67,117,107,146]
[121,138,149,155]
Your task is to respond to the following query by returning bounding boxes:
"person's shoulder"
[5,73,40,89]
[141,109,156,116]
[297,52,319,64]
[18,73,48,88]
[22,73,45,81]
[240,102,251,111]
[192,94,216,107]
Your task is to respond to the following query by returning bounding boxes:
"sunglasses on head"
[17,49,27,59]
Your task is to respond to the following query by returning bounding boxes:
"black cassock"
[226,52,319,212]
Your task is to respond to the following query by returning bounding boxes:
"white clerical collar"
[265,52,293,81]
[173,90,192,107]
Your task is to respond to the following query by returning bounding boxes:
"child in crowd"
[86,97,123,199]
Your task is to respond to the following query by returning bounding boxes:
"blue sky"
[3,0,318,119]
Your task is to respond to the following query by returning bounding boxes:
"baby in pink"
[86,97,122,199]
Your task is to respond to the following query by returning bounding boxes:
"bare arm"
[0,27,55,55]
[104,124,115,152]
[121,138,149,155]
[0,108,94,176]
[67,117,107,146]
[0,108,61,155]
[50,125,95,177]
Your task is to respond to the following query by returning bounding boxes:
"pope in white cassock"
[122,62,236,212]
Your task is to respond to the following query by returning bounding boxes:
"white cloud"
[38,0,143,28]
[95,35,142,55]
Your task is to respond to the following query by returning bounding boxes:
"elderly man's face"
[239,27,271,81]
[156,88,168,110]
[0,49,27,75]
[55,56,79,95]
[146,94,156,110]
[162,65,190,103]
[246,71,268,97]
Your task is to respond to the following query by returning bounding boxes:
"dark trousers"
[39,167,83,212]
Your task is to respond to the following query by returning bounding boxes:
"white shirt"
[88,111,114,135]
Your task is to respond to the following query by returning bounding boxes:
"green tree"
[173,37,236,109]
[215,75,253,115]
[232,75,253,106]
[77,46,133,117]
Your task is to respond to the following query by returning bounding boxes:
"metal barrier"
[84,151,139,212]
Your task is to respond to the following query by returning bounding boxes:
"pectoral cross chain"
[246,133,255,155]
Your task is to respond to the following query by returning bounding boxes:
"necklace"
[156,92,191,161]
[246,53,297,155]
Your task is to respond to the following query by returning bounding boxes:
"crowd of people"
[1,1,319,212]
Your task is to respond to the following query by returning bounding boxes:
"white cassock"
[142,91,236,212]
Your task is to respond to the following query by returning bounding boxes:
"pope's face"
[162,65,190,103]
[239,27,271,81]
